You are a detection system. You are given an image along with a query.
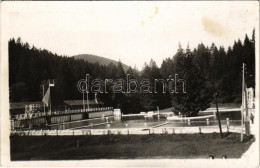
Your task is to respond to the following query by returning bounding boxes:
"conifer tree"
[171,45,213,116]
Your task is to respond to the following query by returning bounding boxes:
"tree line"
[9,29,255,115]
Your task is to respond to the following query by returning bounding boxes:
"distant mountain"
[73,54,130,72]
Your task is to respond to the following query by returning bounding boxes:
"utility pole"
[241,64,245,141]
[43,85,45,113]
[49,80,51,113]
[83,89,85,110]
[49,79,55,113]
[86,74,90,110]
[245,86,250,135]
[214,92,223,138]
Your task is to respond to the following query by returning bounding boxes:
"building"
[10,100,104,116]
[246,87,255,115]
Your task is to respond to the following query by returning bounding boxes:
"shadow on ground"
[10,132,254,160]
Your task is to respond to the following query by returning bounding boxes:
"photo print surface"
[0,1,259,167]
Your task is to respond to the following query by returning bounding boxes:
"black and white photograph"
[0,1,259,167]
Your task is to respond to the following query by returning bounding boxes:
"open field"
[11,132,254,160]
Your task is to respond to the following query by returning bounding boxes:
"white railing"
[12,107,113,120]
[11,125,241,136]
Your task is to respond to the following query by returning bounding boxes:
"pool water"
[50,111,241,130]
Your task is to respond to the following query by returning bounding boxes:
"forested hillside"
[9,37,129,105]
[9,29,255,114]
[74,54,130,72]
[163,29,255,104]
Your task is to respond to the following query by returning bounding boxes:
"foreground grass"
[10,132,254,160]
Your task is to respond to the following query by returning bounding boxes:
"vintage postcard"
[0,1,259,167]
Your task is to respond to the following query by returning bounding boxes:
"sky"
[1,1,259,70]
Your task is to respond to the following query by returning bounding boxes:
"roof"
[10,100,103,110]
[64,100,103,106]
[10,102,43,110]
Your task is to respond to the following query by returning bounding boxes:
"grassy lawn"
[160,103,241,113]
[210,103,241,109]
[10,132,254,160]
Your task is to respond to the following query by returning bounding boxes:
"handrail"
[12,107,113,120]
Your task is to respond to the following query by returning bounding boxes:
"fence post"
[199,127,201,133]
[77,140,79,148]
[226,118,229,127]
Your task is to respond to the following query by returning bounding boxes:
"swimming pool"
[50,111,241,130]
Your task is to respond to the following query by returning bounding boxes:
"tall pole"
[43,85,45,113]
[49,80,51,113]
[48,79,55,113]
[83,90,85,110]
[245,64,250,135]
[157,106,160,119]
[86,74,90,110]
[214,93,223,138]
[87,90,89,110]
[241,63,245,142]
